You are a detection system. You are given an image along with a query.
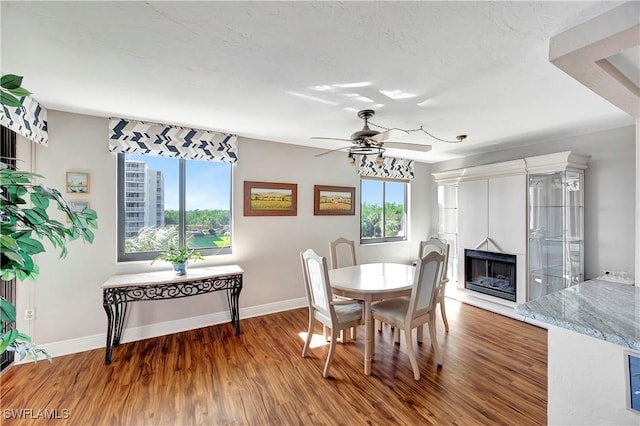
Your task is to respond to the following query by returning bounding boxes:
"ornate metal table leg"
[227,286,241,335]
[113,300,128,345]
[103,290,115,365]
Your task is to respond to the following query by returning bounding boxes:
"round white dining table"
[328,262,415,375]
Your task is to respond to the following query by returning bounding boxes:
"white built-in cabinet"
[457,179,488,250]
[433,152,587,305]
[457,174,527,254]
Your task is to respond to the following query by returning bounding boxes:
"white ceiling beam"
[549,1,640,118]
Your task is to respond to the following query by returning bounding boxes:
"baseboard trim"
[14,297,307,365]
[446,287,549,330]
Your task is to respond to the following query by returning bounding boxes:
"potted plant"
[0,74,99,362]
[152,246,204,275]
[0,164,98,362]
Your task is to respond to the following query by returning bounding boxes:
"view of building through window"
[360,179,407,243]
[119,154,231,259]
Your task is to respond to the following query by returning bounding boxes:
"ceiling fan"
[311,109,433,161]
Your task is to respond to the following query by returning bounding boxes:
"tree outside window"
[360,179,407,243]
[117,153,232,261]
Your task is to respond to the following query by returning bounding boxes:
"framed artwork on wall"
[314,185,355,216]
[243,181,297,216]
[70,201,90,212]
[66,172,90,194]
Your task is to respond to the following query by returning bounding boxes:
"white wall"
[548,326,640,425]
[431,125,636,280]
[15,110,432,357]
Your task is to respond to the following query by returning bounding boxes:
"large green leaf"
[83,209,98,220]
[0,235,19,251]
[22,208,46,225]
[0,299,16,323]
[0,74,23,90]
[0,329,18,353]
[8,87,31,97]
[0,92,22,107]
[30,191,50,210]
[16,237,45,255]
[3,250,25,266]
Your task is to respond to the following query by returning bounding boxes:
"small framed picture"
[243,181,297,216]
[70,201,90,212]
[66,172,90,194]
[314,185,356,216]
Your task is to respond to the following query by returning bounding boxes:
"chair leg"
[303,316,315,358]
[350,326,356,340]
[393,327,400,344]
[428,319,443,366]
[323,324,328,341]
[440,296,449,332]
[377,320,382,332]
[404,326,420,381]
[416,325,424,343]
[323,327,339,378]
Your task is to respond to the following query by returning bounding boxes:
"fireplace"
[465,249,517,302]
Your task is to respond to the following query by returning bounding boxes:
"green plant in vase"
[152,247,204,275]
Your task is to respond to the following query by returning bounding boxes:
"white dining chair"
[329,237,357,270]
[392,238,450,344]
[371,250,445,380]
[300,249,363,378]
[419,238,451,333]
[328,237,359,340]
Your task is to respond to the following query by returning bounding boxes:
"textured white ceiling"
[1,1,635,162]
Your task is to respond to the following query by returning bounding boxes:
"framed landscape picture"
[66,171,90,194]
[70,201,90,212]
[244,181,297,216]
[314,185,355,216]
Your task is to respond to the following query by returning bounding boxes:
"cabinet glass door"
[528,171,583,300]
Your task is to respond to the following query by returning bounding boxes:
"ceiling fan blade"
[370,128,409,143]
[311,137,354,142]
[314,145,354,157]
[382,142,432,152]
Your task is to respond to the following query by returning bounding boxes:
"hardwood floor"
[0,299,547,425]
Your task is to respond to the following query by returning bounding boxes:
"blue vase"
[173,262,187,275]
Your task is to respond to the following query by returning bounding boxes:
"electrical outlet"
[24,308,35,321]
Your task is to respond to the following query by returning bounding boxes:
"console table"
[102,265,243,364]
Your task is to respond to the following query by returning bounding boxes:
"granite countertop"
[515,279,640,351]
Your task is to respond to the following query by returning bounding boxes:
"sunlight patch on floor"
[297,332,329,349]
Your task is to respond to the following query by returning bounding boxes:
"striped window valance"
[0,96,48,146]
[358,155,414,180]
[109,117,238,164]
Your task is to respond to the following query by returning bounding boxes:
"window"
[117,153,232,261]
[360,178,407,244]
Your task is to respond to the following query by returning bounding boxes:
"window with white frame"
[360,178,407,243]
[117,153,232,261]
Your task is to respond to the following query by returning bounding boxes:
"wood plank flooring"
[0,299,547,425]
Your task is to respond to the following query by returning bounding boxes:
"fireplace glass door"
[465,249,517,302]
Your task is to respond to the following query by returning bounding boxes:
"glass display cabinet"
[528,165,586,300]
[437,184,458,284]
